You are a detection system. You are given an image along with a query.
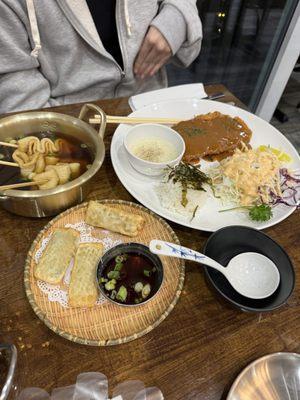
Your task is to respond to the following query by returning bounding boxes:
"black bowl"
[203,226,295,312]
[97,243,164,306]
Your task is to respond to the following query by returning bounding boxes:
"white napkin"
[128,83,207,111]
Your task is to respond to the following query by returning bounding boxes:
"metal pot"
[0,344,17,400]
[0,104,106,217]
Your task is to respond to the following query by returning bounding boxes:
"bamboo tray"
[24,200,185,346]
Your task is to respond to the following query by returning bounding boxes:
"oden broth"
[0,132,93,189]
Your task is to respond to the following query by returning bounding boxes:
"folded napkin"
[128,83,207,111]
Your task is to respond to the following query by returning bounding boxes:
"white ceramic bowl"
[123,123,185,176]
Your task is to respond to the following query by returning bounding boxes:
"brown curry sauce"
[172,112,252,163]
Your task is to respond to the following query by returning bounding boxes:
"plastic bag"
[16,372,163,400]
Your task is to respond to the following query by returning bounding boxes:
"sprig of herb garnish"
[219,204,273,222]
[166,162,211,207]
[249,204,273,221]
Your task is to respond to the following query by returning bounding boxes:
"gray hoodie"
[0,0,202,114]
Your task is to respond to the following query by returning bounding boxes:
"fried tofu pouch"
[34,228,79,284]
[85,201,145,237]
[69,243,103,307]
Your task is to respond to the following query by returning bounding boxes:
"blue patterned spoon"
[149,240,280,300]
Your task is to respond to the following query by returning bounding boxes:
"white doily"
[34,221,124,308]
[65,221,102,243]
[37,280,69,308]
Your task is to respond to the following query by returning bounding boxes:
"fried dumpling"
[34,228,79,284]
[85,201,145,237]
[69,243,103,307]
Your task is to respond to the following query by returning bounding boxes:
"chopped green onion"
[105,280,116,291]
[143,269,151,277]
[114,263,123,271]
[142,284,151,299]
[116,286,127,302]
[115,255,124,263]
[100,277,108,283]
[134,282,143,293]
[110,290,117,300]
[107,270,120,280]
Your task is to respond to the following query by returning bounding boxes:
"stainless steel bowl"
[0,104,106,217]
[227,352,300,399]
[0,344,17,400]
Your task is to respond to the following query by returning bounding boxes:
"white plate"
[111,98,300,232]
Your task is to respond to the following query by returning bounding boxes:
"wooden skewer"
[0,160,19,167]
[89,115,182,125]
[0,180,46,191]
[0,141,18,148]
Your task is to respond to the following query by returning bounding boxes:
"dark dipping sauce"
[0,132,93,189]
[100,252,158,305]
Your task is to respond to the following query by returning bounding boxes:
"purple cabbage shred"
[269,169,300,208]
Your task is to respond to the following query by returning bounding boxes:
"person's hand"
[134,26,172,79]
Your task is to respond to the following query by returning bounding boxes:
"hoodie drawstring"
[26,0,42,58]
[124,0,132,37]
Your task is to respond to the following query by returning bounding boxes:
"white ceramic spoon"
[149,240,280,299]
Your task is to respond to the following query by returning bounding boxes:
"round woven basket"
[24,200,185,346]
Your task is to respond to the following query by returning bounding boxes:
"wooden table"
[0,85,299,399]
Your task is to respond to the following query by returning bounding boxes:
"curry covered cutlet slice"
[172,112,252,163]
